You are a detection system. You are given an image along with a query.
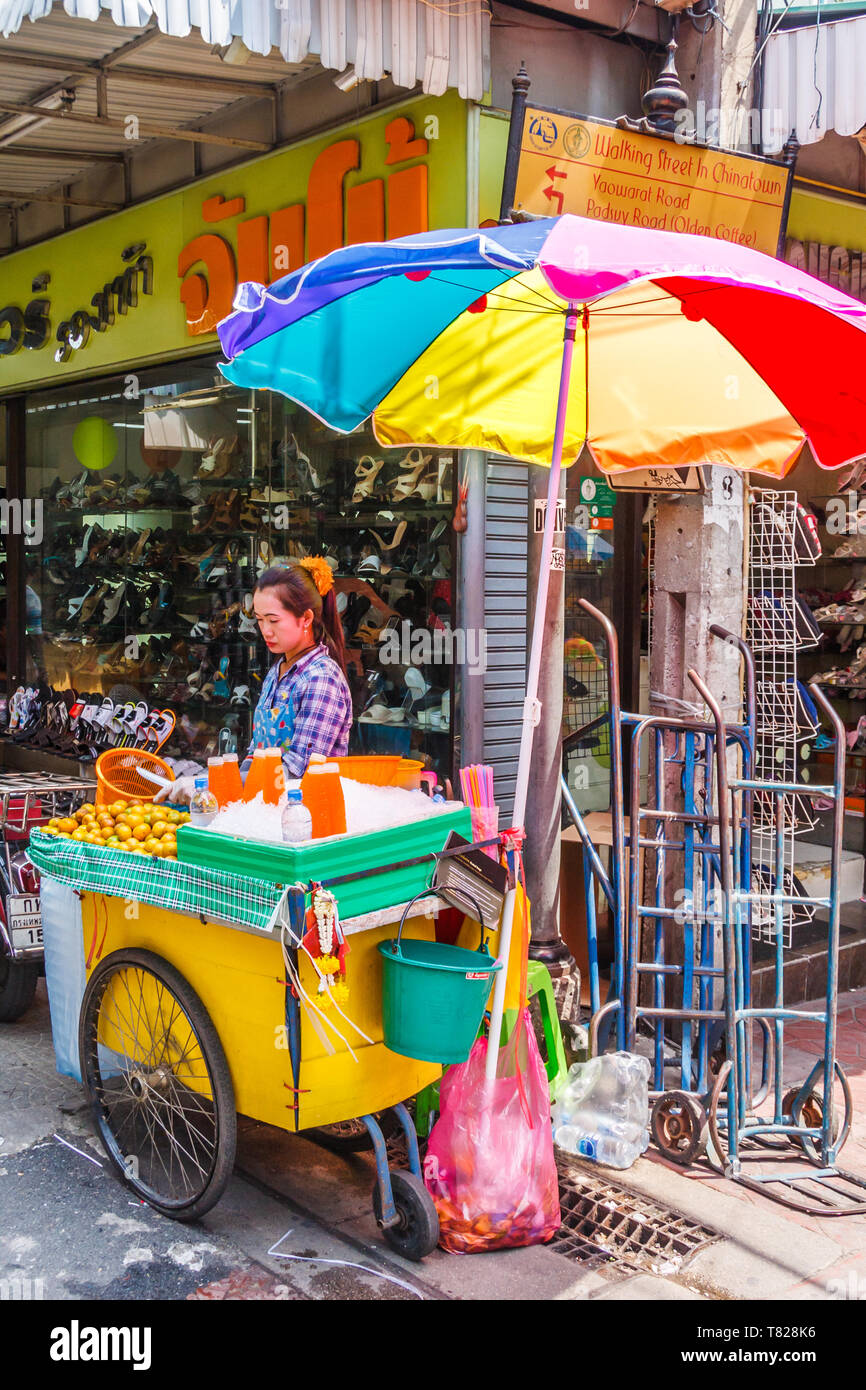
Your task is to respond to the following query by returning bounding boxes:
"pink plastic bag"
[423,1011,561,1253]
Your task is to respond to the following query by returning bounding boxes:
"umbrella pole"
[484,303,581,1083]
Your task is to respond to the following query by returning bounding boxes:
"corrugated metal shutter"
[762,13,866,151]
[483,458,528,821]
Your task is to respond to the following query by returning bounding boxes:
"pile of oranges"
[39,799,190,858]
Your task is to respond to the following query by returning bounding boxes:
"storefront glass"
[18,362,455,777]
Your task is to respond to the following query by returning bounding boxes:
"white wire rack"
[747,490,821,946]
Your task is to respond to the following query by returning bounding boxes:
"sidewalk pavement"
[2,981,865,1301]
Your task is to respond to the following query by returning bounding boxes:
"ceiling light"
[333,67,361,92]
[218,37,253,65]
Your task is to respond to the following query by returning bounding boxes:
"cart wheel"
[79,948,236,1222]
[651,1091,709,1167]
[372,1169,439,1262]
[782,1087,843,1163]
[308,1110,401,1154]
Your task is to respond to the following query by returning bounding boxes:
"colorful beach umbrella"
[219,213,866,1081]
[219,214,866,479]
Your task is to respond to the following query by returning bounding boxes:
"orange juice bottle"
[300,764,347,838]
[242,749,268,802]
[221,753,244,804]
[261,748,285,806]
[208,757,227,807]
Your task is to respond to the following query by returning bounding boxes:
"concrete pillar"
[650,469,745,718]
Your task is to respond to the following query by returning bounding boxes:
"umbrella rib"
[427,272,565,313]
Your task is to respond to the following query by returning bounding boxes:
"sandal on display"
[238,594,258,636]
[389,449,432,502]
[197,437,232,479]
[213,657,232,701]
[351,456,385,505]
[368,519,408,552]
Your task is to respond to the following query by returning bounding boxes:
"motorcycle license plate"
[8,895,42,951]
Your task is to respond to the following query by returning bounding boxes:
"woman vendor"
[156,557,352,804]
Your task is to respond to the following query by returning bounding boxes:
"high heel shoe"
[351,456,385,504]
[390,449,432,501]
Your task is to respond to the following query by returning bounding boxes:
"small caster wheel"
[372,1169,439,1262]
[782,1087,842,1163]
[651,1091,708,1167]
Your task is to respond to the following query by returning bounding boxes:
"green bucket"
[378,890,503,1064]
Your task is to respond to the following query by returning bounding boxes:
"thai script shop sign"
[0,94,467,391]
[514,109,789,255]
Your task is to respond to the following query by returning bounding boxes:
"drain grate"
[551,1158,720,1275]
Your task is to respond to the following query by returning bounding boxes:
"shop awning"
[0,0,488,99]
[762,12,866,151]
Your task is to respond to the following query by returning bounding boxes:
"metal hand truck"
[697,675,866,1216]
[563,603,866,1211]
[562,603,770,1162]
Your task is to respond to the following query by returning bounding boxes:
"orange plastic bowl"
[325,755,404,786]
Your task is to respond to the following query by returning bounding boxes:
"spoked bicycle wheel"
[79,948,236,1222]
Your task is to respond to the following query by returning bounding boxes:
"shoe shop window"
[16,364,456,782]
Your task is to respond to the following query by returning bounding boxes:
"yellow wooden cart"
[72,876,521,1261]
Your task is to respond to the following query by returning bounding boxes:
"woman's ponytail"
[319,587,347,675]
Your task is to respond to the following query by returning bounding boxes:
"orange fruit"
[150,821,168,839]
[133,823,150,842]
[143,837,160,854]
[97,814,114,828]
[127,844,144,854]
[41,826,60,836]
[110,800,127,815]
[58,817,76,834]
[87,833,103,846]
[71,828,88,841]
[47,817,60,829]
[115,824,132,842]
[106,836,120,847]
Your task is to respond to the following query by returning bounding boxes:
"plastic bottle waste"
[551,1052,650,1169]
[552,1125,647,1170]
[189,777,219,828]
[281,789,313,844]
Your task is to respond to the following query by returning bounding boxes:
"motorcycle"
[0,774,94,1022]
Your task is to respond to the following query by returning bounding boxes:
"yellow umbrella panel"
[373,272,806,478]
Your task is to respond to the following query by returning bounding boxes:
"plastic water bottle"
[554,1125,642,1170]
[281,789,313,844]
[189,777,218,828]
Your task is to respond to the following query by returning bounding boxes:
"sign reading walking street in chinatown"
[513,109,790,255]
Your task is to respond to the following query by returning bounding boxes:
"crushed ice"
[207,779,460,844]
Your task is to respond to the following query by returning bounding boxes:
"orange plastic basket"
[95,749,174,806]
